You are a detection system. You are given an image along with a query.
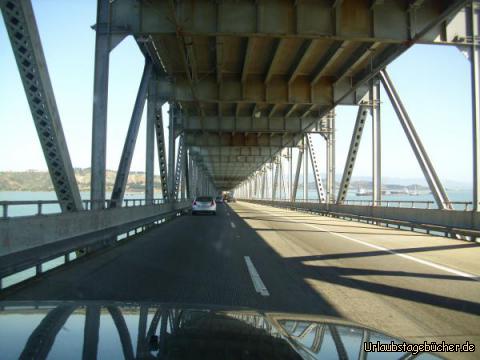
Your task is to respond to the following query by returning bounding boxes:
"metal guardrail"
[240,199,480,242]
[245,198,473,211]
[0,198,181,218]
[0,201,192,291]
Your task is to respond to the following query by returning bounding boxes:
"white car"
[192,196,217,215]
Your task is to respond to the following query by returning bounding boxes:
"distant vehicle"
[192,196,216,215]
[225,195,236,203]
[215,196,224,203]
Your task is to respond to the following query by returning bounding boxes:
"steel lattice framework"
[1,0,82,212]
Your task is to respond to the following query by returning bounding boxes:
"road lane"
[4,200,480,354]
[230,201,480,349]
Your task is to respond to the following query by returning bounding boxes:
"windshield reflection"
[0,302,439,360]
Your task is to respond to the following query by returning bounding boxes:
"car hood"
[0,301,441,359]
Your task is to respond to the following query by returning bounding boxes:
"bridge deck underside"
[126,0,466,190]
[5,202,480,347]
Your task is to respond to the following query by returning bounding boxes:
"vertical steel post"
[168,103,176,201]
[303,137,309,201]
[90,0,111,210]
[184,149,190,199]
[371,80,381,205]
[326,112,336,203]
[380,69,452,210]
[145,79,156,204]
[110,61,152,207]
[470,1,480,211]
[289,148,293,201]
[272,159,280,200]
[82,306,100,360]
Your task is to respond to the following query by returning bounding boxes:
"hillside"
[0,169,162,192]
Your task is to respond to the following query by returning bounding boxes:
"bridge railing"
[244,199,473,211]
[0,198,173,218]
[239,199,480,241]
[0,200,192,291]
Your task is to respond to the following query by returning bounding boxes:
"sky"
[0,0,474,187]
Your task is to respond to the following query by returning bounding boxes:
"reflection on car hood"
[0,301,441,359]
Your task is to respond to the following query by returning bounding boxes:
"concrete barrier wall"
[243,200,480,230]
[0,202,190,257]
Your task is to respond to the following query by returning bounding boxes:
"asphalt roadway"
[4,201,480,354]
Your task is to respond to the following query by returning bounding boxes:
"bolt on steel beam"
[1,0,82,212]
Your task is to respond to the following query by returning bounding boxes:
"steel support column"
[380,69,452,210]
[1,0,82,212]
[292,147,303,201]
[110,61,153,207]
[145,79,156,204]
[262,169,267,199]
[173,134,185,200]
[370,79,382,205]
[326,112,336,203]
[337,105,369,204]
[303,137,309,201]
[82,306,100,360]
[470,1,480,211]
[184,149,190,199]
[90,0,111,210]
[153,101,169,201]
[272,159,280,200]
[306,133,327,203]
[168,104,177,200]
[289,148,293,201]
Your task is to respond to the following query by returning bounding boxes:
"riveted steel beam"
[174,134,186,199]
[337,105,369,204]
[306,133,327,203]
[20,305,76,360]
[1,0,82,212]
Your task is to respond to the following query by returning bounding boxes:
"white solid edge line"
[262,210,480,281]
[230,221,236,228]
[244,256,270,296]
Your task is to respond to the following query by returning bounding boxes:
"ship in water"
[355,184,430,196]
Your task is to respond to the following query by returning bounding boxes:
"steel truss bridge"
[1,0,480,352]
